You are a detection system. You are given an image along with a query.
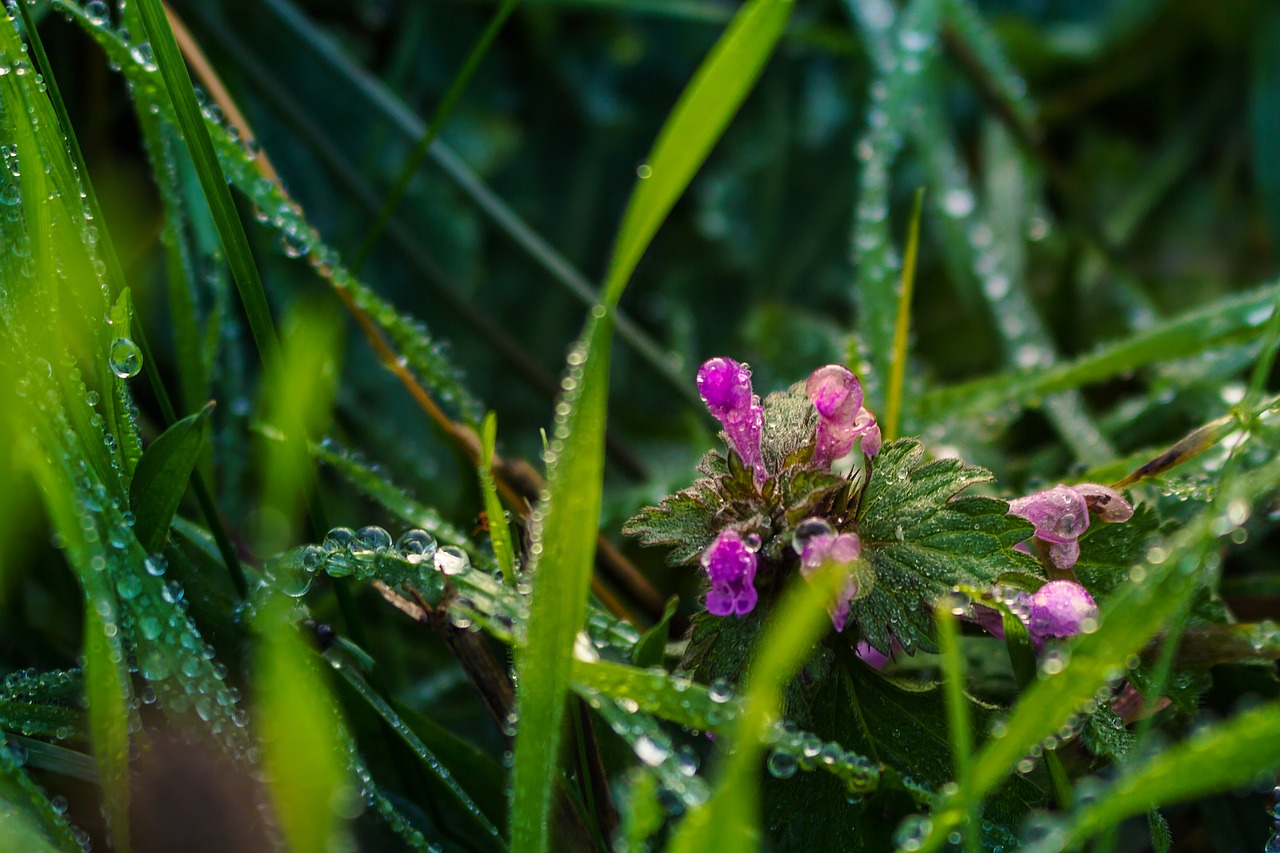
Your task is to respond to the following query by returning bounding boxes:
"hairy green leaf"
[854,439,1035,653]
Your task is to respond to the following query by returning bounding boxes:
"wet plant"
[2,0,1280,852]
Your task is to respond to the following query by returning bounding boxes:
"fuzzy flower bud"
[806,365,880,466]
[700,529,759,617]
[697,357,766,484]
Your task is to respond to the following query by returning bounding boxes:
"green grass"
[3,0,1280,851]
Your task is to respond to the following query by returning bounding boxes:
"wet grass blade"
[478,413,517,585]
[915,282,1280,421]
[509,1,794,849]
[1065,700,1280,846]
[935,601,978,853]
[84,604,133,853]
[327,650,507,847]
[129,401,214,553]
[134,0,281,368]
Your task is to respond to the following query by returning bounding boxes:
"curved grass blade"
[915,282,1280,422]
[129,401,214,553]
[509,1,795,848]
[1064,700,1280,846]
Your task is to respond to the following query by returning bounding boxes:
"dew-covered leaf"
[853,439,1035,653]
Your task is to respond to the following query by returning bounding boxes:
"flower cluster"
[1008,482,1133,570]
[694,359,881,618]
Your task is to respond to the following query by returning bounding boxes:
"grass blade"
[510,1,794,848]
[253,594,355,853]
[351,0,522,269]
[84,604,133,852]
[478,413,517,585]
[133,0,281,368]
[883,188,924,442]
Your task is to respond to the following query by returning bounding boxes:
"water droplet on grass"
[109,337,141,378]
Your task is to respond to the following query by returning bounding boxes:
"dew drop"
[109,337,142,378]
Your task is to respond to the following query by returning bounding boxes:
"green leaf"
[1065,699,1280,846]
[853,439,1035,653]
[128,402,213,553]
[631,597,679,668]
[623,466,725,566]
[84,603,132,852]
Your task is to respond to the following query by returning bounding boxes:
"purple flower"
[796,526,864,632]
[1028,580,1098,639]
[805,365,880,466]
[700,529,759,617]
[971,580,1097,645]
[1008,483,1134,570]
[697,357,766,484]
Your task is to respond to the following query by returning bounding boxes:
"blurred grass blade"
[510,1,795,848]
[667,566,845,853]
[253,594,355,853]
[884,188,924,442]
[630,597,678,668]
[915,282,1280,421]
[0,745,82,853]
[478,412,516,585]
[134,0,281,368]
[1065,700,1280,846]
[84,604,133,853]
[603,0,793,301]
[129,401,214,553]
[352,0,522,269]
